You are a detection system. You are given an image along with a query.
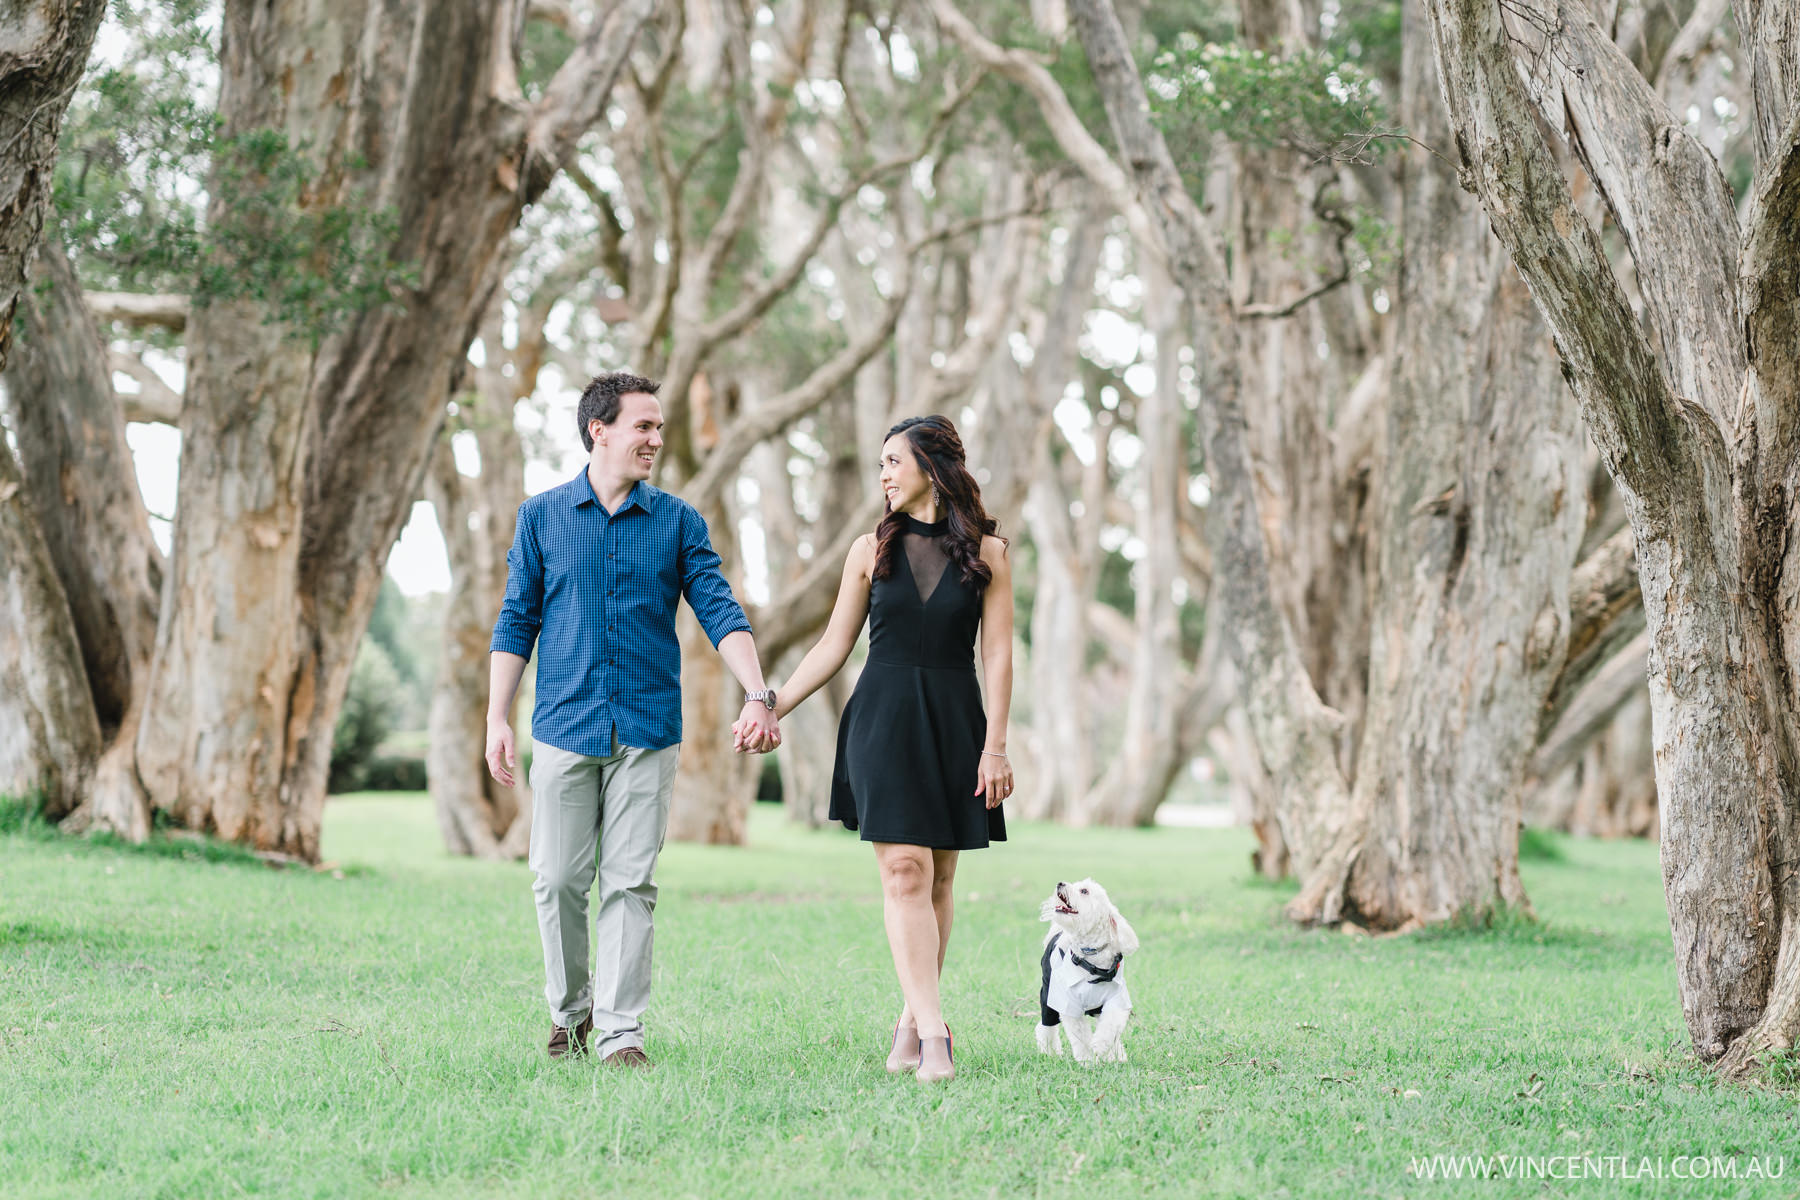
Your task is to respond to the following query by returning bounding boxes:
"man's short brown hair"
[578,372,661,451]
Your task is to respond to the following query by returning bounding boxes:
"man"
[486,371,780,1066]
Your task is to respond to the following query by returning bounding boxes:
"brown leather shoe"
[547,1015,593,1060]
[603,1046,651,1069]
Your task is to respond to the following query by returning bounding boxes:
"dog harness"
[1039,931,1128,1026]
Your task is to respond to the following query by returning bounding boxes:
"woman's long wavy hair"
[872,415,1001,590]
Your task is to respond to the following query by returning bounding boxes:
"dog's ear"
[1110,909,1140,957]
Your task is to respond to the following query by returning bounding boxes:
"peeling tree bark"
[1286,1,1589,928]
[0,0,125,817]
[6,241,164,837]
[1423,0,1800,1070]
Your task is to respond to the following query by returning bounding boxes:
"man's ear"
[589,418,606,446]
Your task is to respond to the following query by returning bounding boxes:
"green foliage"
[365,578,420,688]
[52,0,213,297]
[1322,0,1403,89]
[53,1,416,340]
[1518,825,1568,863]
[329,639,405,794]
[0,791,52,839]
[356,756,428,792]
[196,129,417,339]
[1150,38,1397,170]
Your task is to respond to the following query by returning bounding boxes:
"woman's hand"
[975,751,1013,810]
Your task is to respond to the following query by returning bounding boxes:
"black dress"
[829,514,1006,849]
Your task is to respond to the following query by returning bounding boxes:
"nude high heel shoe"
[915,1026,954,1083]
[885,1021,922,1073]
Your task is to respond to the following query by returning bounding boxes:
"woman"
[757,415,1013,1083]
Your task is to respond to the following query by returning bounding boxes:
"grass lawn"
[2,796,1795,1199]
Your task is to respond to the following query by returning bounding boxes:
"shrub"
[358,755,428,792]
[329,639,404,792]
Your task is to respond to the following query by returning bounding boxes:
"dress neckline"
[897,512,948,536]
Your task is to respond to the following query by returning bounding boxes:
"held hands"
[975,750,1013,809]
[485,720,518,787]
[732,701,782,754]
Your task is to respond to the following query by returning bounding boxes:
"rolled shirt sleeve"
[678,504,753,647]
[490,501,545,657]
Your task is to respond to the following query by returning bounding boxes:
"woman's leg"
[893,849,960,1031]
[874,843,947,1039]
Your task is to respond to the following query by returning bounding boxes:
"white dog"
[1035,878,1139,1063]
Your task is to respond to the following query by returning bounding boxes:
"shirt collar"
[568,469,646,515]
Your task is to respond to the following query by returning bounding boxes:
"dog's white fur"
[1035,878,1138,1064]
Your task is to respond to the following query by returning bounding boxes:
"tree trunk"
[1073,258,1187,826]
[1423,0,1800,1069]
[0,0,105,372]
[425,409,530,859]
[6,241,164,836]
[1286,1,1589,928]
[131,0,650,860]
[1054,0,1358,875]
[0,438,101,816]
[0,0,110,814]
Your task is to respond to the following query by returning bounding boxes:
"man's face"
[591,392,664,480]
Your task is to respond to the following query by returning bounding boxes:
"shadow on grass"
[0,793,372,875]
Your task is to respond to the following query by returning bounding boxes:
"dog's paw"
[1034,1024,1063,1056]
[1101,1040,1128,1063]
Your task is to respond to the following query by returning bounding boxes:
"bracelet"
[981,750,1008,759]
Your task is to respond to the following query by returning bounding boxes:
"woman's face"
[880,434,932,514]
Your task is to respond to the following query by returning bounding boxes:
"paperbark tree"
[1422,0,1800,1069]
[0,0,127,815]
[936,0,1361,862]
[1283,1,1590,927]
[125,0,653,860]
[424,298,538,860]
[3,242,163,836]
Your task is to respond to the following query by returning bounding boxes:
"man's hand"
[486,719,519,786]
[732,701,781,754]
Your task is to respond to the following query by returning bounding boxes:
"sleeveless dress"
[829,513,1006,849]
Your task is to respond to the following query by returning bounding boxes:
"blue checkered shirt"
[490,470,752,755]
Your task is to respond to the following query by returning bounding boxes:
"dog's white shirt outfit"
[1039,931,1129,1026]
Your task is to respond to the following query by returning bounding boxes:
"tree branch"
[84,292,188,332]
[1507,0,1744,434]
[1423,0,1694,517]
[1532,629,1650,783]
[1743,105,1800,494]
[1238,191,1356,319]
[1540,524,1644,734]
[926,0,1166,262]
[108,350,183,425]
[524,0,658,199]
[685,272,912,507]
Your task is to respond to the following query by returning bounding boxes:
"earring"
[931,481,940,508]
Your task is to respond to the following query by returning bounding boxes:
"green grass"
[2,800,1795,1199]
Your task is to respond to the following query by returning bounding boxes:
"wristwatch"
[745,689,778,710]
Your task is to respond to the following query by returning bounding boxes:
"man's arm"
[676,504,780,753]
[718,630,781,753]
[487,504,543,786]
[486,651,529,787]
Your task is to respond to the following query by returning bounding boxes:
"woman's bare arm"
[773,534,876,720]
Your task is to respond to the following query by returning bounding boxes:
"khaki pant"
[528,735,679,1057]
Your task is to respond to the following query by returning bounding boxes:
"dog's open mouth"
[1054,886,1076,914]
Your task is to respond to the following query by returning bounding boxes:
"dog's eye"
[1080,888,1089,895]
